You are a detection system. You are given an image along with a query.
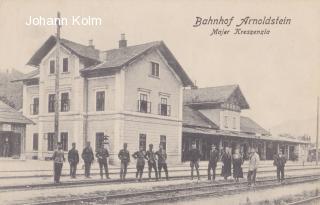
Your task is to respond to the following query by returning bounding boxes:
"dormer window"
[151,62,159,77]
[62,58,68,73]
[49,60,55,74]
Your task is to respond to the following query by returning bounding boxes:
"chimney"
[119,33,127,48]
[88,39,94,49]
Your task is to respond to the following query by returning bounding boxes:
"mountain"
[0,68,24,109]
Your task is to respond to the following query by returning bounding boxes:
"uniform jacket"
[118,149,130,163]
[96,147,109,163]
[248,152,260,171]
[132,150,147,166]
[208,149,219,165]
[155,149,167,164]
[273,154,287,167]
[146,150,157,164]
[68,148,79,165]
[189,148,201,162]
[81,147,94,163]
[52,149,65,164]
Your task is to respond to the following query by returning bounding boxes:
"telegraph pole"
[54,12,61,149]
[316,96,319,166]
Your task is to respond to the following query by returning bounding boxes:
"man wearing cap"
[273,150,287,183]
[155,144,169,180]
[189,143,201,180]
[52,142,65,183]
[68,142,79,178]
[208,144,219,181]
[96,143,110,179]
[247,147,260,186]
[132,146,147,182]
[118,143,130,181]
[146,144,159,180]
[81,141,94,178]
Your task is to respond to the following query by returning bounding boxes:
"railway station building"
[15,35,309,163]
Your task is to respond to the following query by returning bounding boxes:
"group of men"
[52,141,169,183]
[187,142,287,186]
[52,140,287,185]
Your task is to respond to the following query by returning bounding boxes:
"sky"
[0,0,319,140]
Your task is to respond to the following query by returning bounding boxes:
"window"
[48,133,54,151]
[224,116,228,128]
[33,133,38,151]
[160,135,166,150]
[138,93,151,113]
[31,97,39,115]
[61,93,70,112]
[159,97,170,116]
[96,91,105,111]
[60,132,68,151]
[48,94,55,113]
[232,117,236,129]
[62,58,68,72]
[139,134,146,151]
[49,60,55,74]
[151,62,159,77]
[96,132,105,150]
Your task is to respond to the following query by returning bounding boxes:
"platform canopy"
[0,101,33,125]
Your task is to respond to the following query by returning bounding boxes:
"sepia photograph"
[0,0,319,204]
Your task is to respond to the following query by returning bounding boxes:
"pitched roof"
[0,101,33,124]
[26,36,193,86]
[240,116,270,135]
[81,41,193,86]
[12,69,39,82]
[83,41,160,71]
[27,35,100,67]
[183,106,219,129]
[184,85,249,109]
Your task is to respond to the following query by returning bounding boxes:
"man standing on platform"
[118,143,130,181]
[81,141,94,178]
[208,144,219,181]
[146,144,159,180]
[68,143,79,178]
[247,148,260,187]
[273,150,287,183]
[96,143,110,179]
[132,146,147,182]
[189,143,201,180]
[52,142,65,183]
[155,144,169,180]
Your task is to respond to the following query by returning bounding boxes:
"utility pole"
[316,96,319,166]
[54,12,61,149]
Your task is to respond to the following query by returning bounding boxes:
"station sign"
[1,123,12,131]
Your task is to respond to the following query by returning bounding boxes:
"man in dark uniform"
[52,142,65,183]
[146,144,158,180]
[118,143,130,181]
[132,146,147,182]
[68,143,79,178]
[81,141,94,178]
[189,143,201,180]
[155,144,169,180]
[3,137,9,157]
[96,143,110,179]
[273,151,287,183]
[208,144,219,181]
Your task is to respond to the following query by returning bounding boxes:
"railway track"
[1,166,319,192]
[287,195,320,205]
[25,174,320,205]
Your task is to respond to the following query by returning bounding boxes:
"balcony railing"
[158,104,171,116]
[137,100,151,113]
[30,104,39,115]
[61,99,70,112]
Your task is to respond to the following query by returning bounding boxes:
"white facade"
[23,42,185,164]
